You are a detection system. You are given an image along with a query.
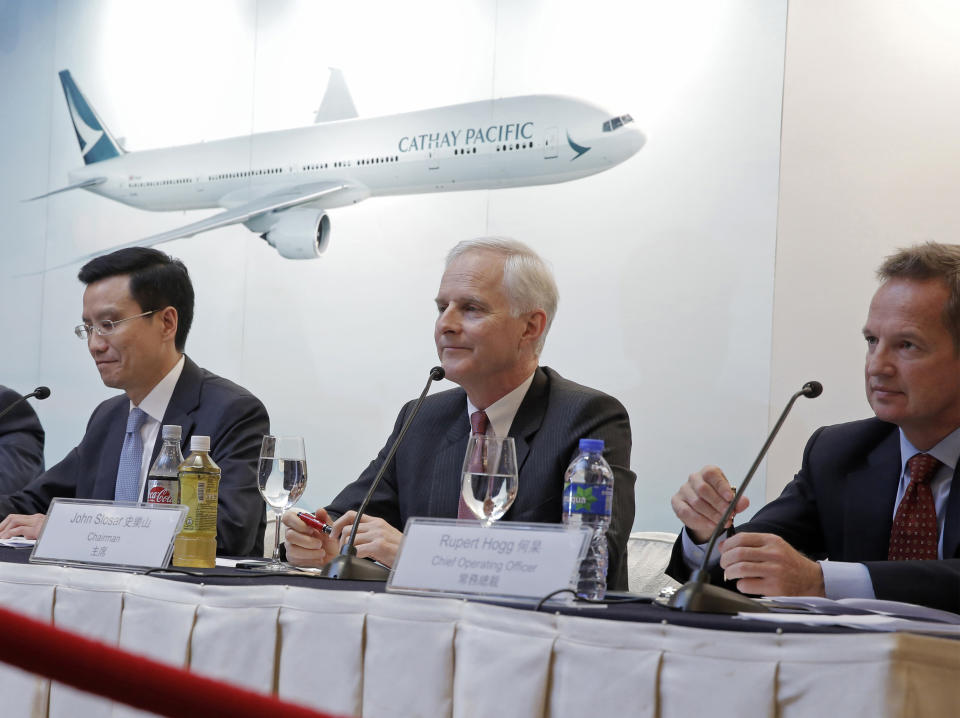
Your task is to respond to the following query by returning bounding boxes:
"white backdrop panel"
[0,0,787,533]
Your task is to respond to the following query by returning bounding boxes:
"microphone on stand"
[319,366,446,581]
[0,387,51,423]
[669,380,823,613]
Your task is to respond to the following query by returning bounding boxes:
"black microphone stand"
[0,387,51,423]
[669,381,823,613]
[319,367,445,581]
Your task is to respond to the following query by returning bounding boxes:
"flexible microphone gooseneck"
[0,386,51,423]
[319,366,445,581]
[669,380,823,613]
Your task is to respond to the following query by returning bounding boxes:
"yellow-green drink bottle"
[172,435,220,568]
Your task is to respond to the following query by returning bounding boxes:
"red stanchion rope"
[0,604,342,718]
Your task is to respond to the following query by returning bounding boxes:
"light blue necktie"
[114,408,148,501]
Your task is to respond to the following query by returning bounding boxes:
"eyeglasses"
[74,310,158,340]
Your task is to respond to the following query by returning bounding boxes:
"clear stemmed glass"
[460,435,518,527]
[257,435,307,570]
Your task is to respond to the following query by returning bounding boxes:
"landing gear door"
[544,127,559,159]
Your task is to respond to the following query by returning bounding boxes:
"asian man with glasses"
[0,248,269,557]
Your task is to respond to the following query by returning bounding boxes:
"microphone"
[0,386,51,423]
[669,380,823,613]
[319,366,446,580]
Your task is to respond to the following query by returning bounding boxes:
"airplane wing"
[86,181,361,254]
[24,177,107,200]
[19,181,364,275]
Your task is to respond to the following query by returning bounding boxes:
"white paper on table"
[760,595,960,623]
[0,538,35,547]
[735,611,960,634]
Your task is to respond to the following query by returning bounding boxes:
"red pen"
[297,511,333,535]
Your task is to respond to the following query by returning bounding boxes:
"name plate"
[30,498,188,570]
[387,518,591,602]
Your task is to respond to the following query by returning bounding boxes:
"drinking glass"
[257,435,307,570]
[460,436,518,527]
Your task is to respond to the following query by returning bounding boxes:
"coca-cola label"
[147,482,177,504]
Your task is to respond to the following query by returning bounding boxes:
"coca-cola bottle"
[146,425,183,505]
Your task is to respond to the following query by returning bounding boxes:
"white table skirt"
[0,562,957,718]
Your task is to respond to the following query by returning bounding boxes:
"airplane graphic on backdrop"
[31,70,644,260]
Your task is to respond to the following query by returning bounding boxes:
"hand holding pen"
[297,511,334,535]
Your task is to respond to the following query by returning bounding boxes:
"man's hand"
[282,508,341,568]
[0,513,46,540]
[670,465,749,544]
[719,532,825,597]
[334,512,403,568]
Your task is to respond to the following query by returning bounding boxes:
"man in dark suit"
[0,248,268,556]
[283,238,635,589]
[669,242,960,612]
[0,386,45,494]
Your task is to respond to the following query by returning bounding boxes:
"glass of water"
[460,436,518,527]
[258,435,307,570]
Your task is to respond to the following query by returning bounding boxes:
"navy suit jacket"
[0,386,45,495]
[0,357,268,556]
[327,366,636,590]
[668,418,960,612]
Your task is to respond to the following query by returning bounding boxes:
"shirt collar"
[898,425,960,475]
[466,370,536,438]
[130,355,185,423]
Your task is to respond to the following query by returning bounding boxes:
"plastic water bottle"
[172,435,220,568]
[562,438,614,600]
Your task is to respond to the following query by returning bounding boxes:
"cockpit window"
[602,114,634,132]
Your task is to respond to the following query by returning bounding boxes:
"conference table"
[0,546,957,718]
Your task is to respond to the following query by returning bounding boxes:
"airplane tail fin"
[58,70,124,164]
[313,68,358,123]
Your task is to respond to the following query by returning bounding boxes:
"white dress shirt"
[127,355,185,500]
[465,371,536,437]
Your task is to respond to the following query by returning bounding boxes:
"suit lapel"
[842,429,901,561]
[429,404,471,516]
[91,400,131,499]
[507,367,548,473]
[154,356,202,464]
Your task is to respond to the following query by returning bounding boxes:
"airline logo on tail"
[58,71,122,164]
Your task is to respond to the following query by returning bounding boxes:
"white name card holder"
[387,517,591,604]
[30,497,188,570]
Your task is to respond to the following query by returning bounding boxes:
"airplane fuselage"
[67,95,644,213]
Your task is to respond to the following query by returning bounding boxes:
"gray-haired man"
[284,238,637,589]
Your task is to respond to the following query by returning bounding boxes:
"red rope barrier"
[0,605,341,718]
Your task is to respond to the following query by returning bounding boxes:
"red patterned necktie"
[457,411,489,519]
[888,453,940,560]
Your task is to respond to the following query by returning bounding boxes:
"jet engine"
[261,208,331,259]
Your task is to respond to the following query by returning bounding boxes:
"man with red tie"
[669,242,960,612]
[284,238,636,589]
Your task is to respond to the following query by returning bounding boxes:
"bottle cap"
[578,438,604,453]
[161,424,182,441]
[190,435,211,452]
